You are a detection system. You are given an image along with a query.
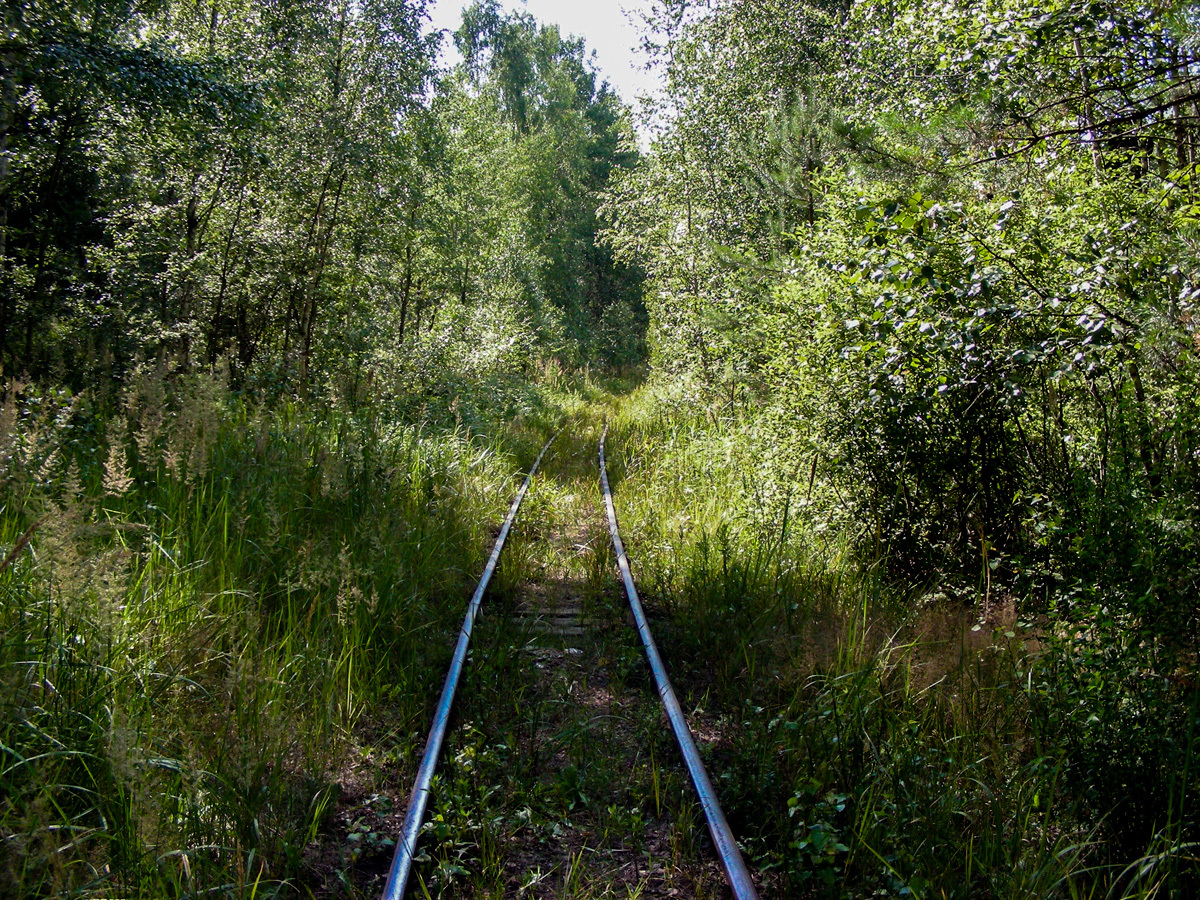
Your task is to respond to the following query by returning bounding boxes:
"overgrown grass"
[0,366,602,897]
[603,380,1200,899]
[401,408,729,899]
[8,365,1194,898]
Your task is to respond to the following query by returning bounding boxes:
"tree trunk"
[1128,360,1162,492]
[399,241,414,344]
[300,170,347,393]
[178,191,200,369]
[208,180,246,363]
[398,205,417,343]
[0,25,17,363]
[25,103,83,371]
[1075,36,1103,175]
[1171,49,1192,174]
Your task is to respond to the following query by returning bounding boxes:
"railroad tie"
[514,596,588,638]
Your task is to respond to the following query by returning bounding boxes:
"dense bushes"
[603,1,1200,889]
[605,391,1200,896]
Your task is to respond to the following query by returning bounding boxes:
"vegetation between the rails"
[5,0,1200,897]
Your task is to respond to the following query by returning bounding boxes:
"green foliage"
[452,1,647,362]
[613,0,1200,605]
[603,391,1200,896]
[1032,620,1200,864]
[0,369,572,895]
[606,0,1200,887]
[0,0,647,388]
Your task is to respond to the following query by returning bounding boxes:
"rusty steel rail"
[381,430,561,900]
[599,425,761,900]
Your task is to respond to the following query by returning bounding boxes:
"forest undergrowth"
[3,364,1197,900]
[0,363,618,898]
[601,380,1200,899]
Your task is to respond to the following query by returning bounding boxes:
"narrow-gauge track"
[381,426,758,899]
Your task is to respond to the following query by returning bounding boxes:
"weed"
[601,381,1200,897]
[0,370,577,897]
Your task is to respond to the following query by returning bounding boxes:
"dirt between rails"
[307,424,761,899]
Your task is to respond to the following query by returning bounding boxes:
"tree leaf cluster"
[0,0,647,393]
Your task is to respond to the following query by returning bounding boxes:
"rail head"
[598,423,761,900]
[381,428,562,900]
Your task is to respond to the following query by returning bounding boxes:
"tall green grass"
[8,365,1191,898]
[0,369,576,897]
[602,381,1200,899]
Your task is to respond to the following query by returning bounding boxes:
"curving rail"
[380,430,560,900]
[599,424,761,900]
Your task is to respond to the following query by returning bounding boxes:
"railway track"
[380,425,760,900]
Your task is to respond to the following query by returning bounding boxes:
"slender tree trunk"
[679,143,712,387]
[207,1,219,54]
[178,190,200,369]
[1127,360,1162,491]
[412,279,424,335]
[399,242,414,343]
[1171,49,1192,174]
[177,152,231,369]
[0,23,17,364]
[236,295,251,371]
[300,170,346,393]
[209,180,245,363]
[25,103,83,371]
[284,162,334,375]
[398,205,416,343]
[1086,374,1110,498]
